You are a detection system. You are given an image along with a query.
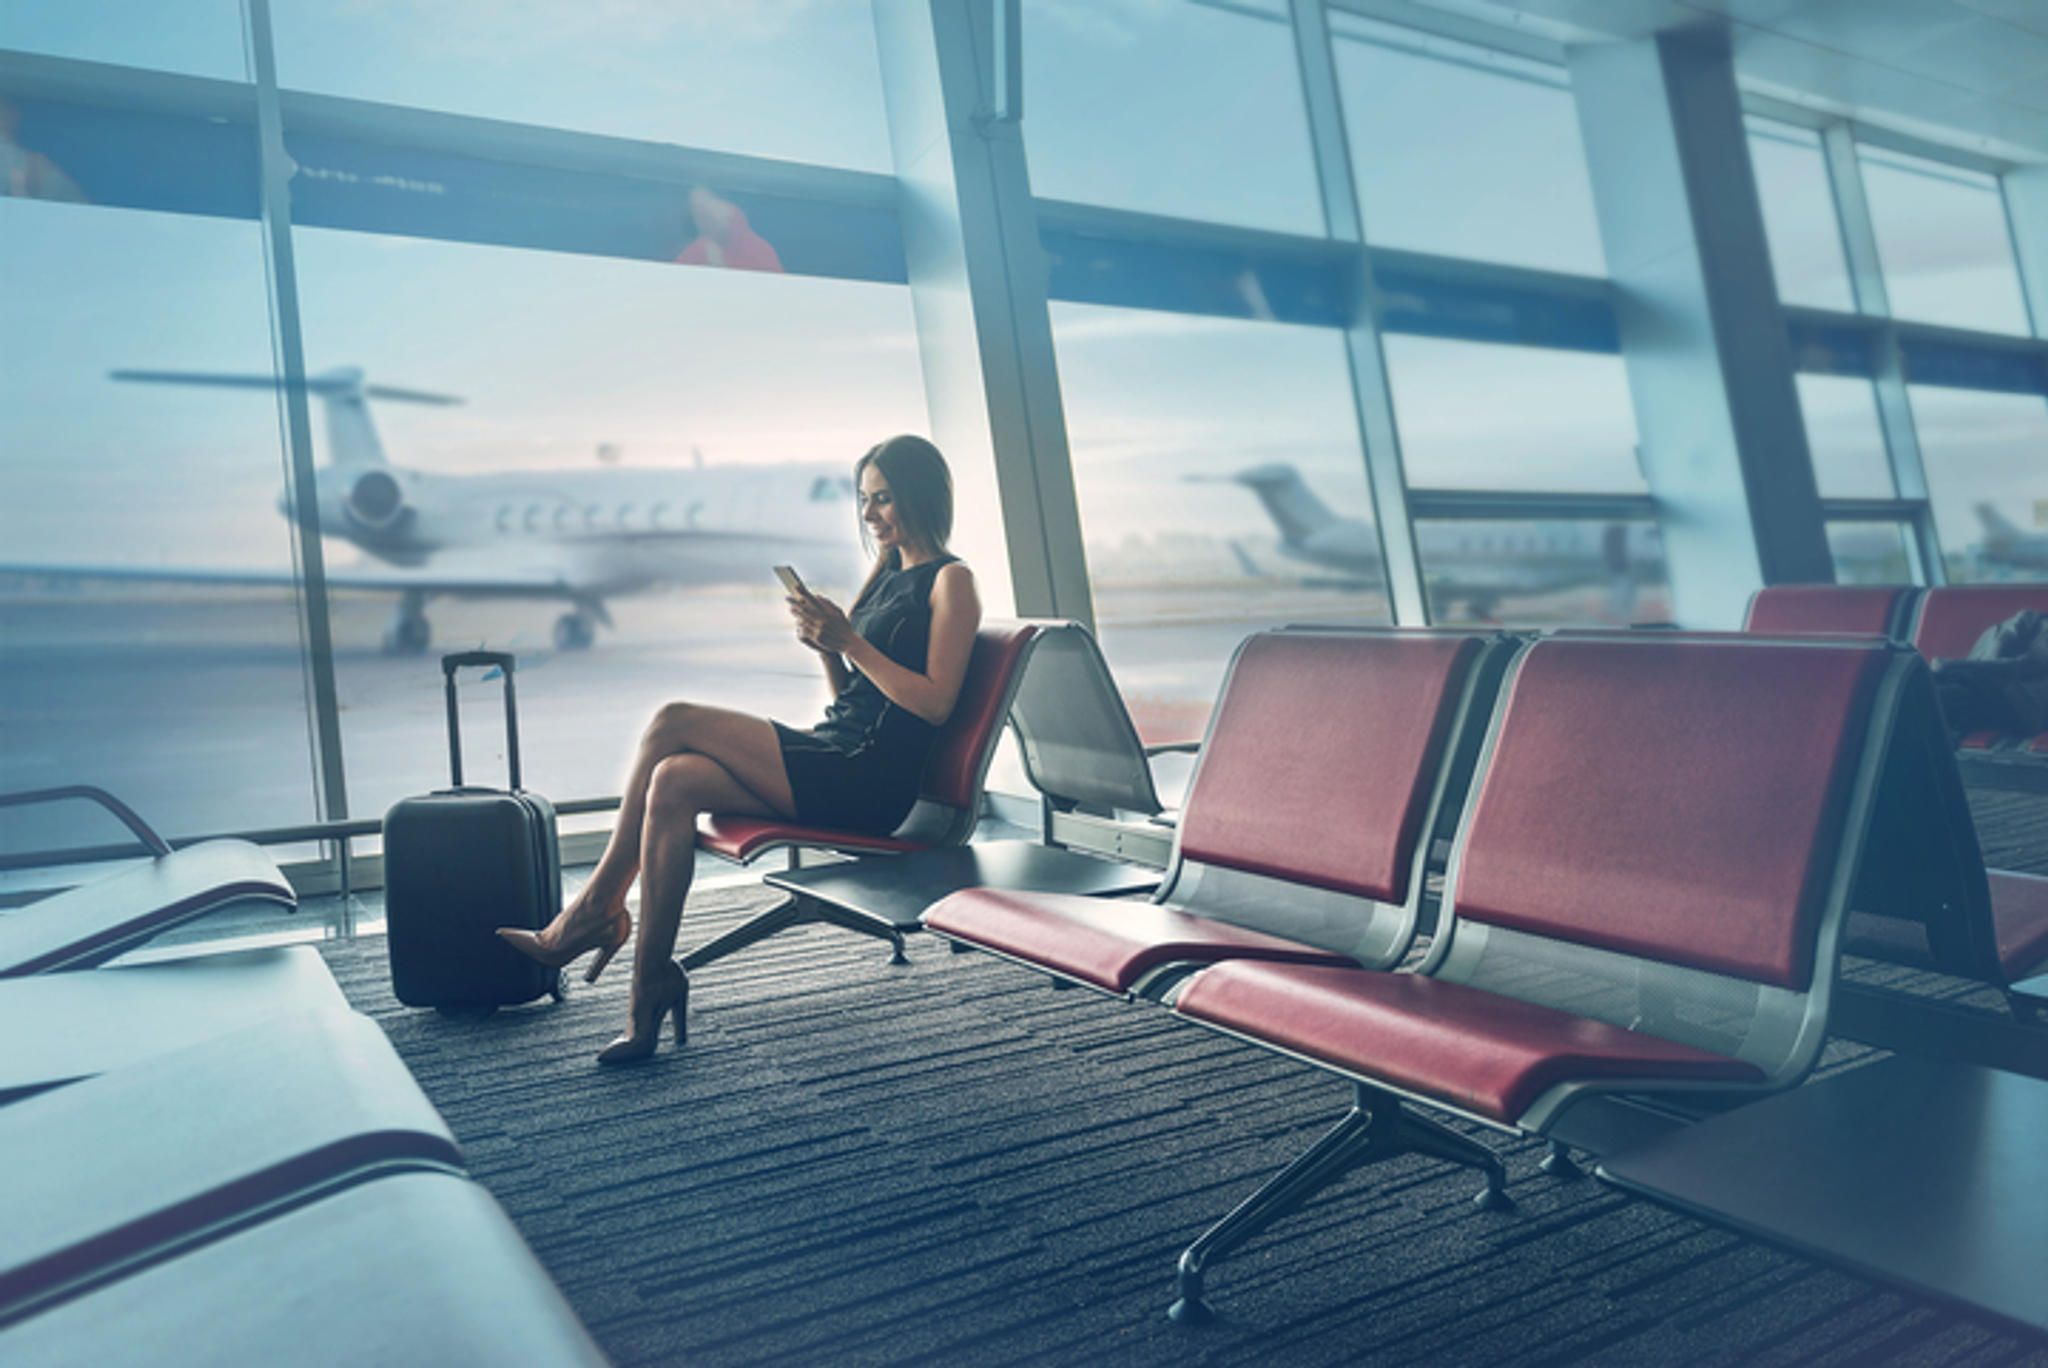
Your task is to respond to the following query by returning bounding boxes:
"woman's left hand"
[790,588,857,654]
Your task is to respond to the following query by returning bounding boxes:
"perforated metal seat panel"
[1175,960,1763,1124]
[924,887,1359,994]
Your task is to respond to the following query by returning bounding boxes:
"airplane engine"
[344,468,410,533]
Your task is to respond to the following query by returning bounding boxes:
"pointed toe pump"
[596,960,689,1066]
[497,908,631,984]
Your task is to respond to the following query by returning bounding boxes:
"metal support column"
[1822,123,1943,583]
[869,0,1093,624]
[1289,0,1428,624]
[244,0,352,849]
[1570,28,1834,627]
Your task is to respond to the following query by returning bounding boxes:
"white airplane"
[4,368,867,653]
[1970,503,2048,576]
[1203,463,1663,620]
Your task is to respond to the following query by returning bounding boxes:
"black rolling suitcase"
[383,650,565,1010]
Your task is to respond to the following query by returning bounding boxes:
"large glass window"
[1022,0,1322,234]
[1860,146,2030,336]
[1050,303,1387,739]
[1382,337,1643,493]
[287,228,932,818]
[271,0,895,172]
[1798,373,1893,499]
[0,196,318,856]
[1748,120,1855,312]
[1415,519,1669,627]
[1827,523,1915,584]
[1333,17,1605,277]
[0,2,246,80]
[1913,386,2048,582]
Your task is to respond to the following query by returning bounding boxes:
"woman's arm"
[798,564,981,725]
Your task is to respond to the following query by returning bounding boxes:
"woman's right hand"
[787,589,839,655]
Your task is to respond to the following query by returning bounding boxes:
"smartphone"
[773,564,807,596]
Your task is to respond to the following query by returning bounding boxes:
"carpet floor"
[319,858,2048,1368]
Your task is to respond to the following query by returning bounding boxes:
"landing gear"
[382,593,431,655]
[553,610,598,651]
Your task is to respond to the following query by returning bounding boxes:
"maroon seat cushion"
[1988,870,2048,981]
[1453,638,1886,990]
[1175,960,1764,1124]
[697,815,921,864]
[1745,584,1911,638]
[1177,631,1483,903]
[923,888,1359,994]
[1913,585,2048,662]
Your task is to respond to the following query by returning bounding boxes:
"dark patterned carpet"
[318,800,2048,1367]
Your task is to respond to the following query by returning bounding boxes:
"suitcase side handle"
[441,652,523,791]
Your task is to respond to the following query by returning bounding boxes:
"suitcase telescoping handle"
[441,651,523,791]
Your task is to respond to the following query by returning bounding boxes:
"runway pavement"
[0,576,1638,859]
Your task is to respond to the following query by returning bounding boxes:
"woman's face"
[859,463,909,553]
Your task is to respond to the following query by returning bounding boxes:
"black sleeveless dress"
[774,554,959,833]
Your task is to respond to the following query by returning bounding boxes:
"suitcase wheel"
[550,969,567,1004]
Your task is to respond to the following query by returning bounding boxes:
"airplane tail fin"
[1976,502,2024,545]
[1226,464,1339,548]
[109,367,461,468]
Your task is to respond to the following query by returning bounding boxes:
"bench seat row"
[922,626,1970,1320]
[0,961,608,1366]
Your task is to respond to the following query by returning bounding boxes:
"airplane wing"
[0,560,574,597]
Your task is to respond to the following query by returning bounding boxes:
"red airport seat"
[925,628,1517,996]
[681,621,1046,970]
[0,787,296,977]
[1910,583,2048,663]
[1744,583,1918,640]
[1161,634,1910,1321]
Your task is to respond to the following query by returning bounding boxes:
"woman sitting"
[500,435,981,1062]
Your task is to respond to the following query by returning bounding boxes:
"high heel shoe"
[497,908,631,984]
[596,960,689,1066]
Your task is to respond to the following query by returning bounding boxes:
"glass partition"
[1022,0,1322,235]
[1050,301,1387,742]
[271,0,895,171]
[0,195,319,856]
[1333,16,1605,277]
[1748,119,1854,312]
[1912,385,2048,582]
[1827,522,1915,584]
[0,1,247,80]
[1860,146,2030,336]
[1383,336,1644,492]
[287,227,931,821]
[1799,373,1893,499]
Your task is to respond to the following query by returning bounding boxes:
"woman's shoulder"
[930,558,976,595]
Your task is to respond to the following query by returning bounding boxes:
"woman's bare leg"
[556,704,798,937]
[602,751,778,1056]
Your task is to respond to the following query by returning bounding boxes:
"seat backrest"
[1161,628,1513,968]
[1005,622,1163,818]
[890,620,1044,845]
[1911,584,2048,661]
[1745,584,1917,640]
[1429,635,1909,1111]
